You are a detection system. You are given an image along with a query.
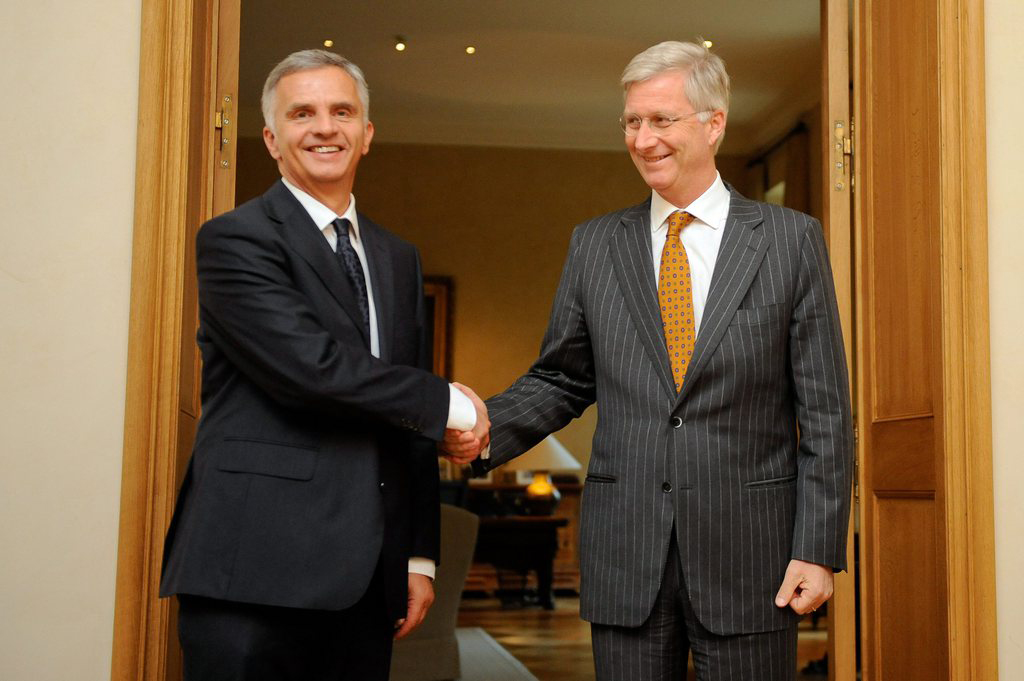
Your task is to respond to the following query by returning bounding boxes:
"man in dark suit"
[160,49,487,681]
[445,41,852,680]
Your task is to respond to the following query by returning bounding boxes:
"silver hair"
[621,40,730,150]
[261,49,370,133]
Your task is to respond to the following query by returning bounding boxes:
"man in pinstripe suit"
[446,41,852,680]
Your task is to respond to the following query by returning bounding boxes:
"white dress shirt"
[282,178,477,578]
[649,172,731,333]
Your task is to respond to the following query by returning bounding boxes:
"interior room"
[233,2,829,679]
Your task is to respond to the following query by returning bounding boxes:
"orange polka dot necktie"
[659,211,697,393]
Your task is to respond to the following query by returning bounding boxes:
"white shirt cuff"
[446,385,477,431]
[408,557,436,580]
[480,443,490,460]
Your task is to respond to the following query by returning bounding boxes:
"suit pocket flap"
[217,438,318,481]
[744,474,797,488]
[731,303,783,326]
[585,472,618,484]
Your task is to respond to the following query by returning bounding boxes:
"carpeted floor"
[458,595,830,681]
[455,627,539,681]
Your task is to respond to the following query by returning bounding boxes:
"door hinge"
[843,118,851,192]
[215,93,233,168]
[833,119,853,193]
[853,422,860,503]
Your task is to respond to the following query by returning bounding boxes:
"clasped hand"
[441,382,490,465]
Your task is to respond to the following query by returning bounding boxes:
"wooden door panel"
[856,0,948,678]
[872,495,944,678]
[871,418,936,490]
[168,0,240,678]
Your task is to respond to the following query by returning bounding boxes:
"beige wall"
[986,0,1024,674]
[0,2,140,680]
[357,143,647,464]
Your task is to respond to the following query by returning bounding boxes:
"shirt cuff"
[446,385,477,431]
[480,443,490,460]
[408,557,436,580]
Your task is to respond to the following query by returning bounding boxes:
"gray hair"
[261,49,370,133]
[621,40,730,150]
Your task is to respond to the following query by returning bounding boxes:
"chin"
[643,176,674,193]
[307,169,348,185]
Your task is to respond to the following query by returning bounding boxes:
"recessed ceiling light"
[323,39,333,48]
[394,35,407,52]
[465,46,476,55]
[703,40,714,48]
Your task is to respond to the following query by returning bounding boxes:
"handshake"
[441,382,490,466]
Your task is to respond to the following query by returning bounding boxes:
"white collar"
[281,178,361,241]
[650,172,730,232]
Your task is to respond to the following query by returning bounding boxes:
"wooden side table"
[473,516,569,609]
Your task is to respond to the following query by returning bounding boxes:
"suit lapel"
[675,191,768,406]
[358,214,394,362]
[609,202,677,399]
[263,182,371,348]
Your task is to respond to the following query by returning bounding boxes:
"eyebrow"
[285,100,359,115]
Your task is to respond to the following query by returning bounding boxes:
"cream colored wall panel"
[986,0,1024,676]
[0,1,141,679]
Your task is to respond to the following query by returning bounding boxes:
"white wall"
[0,2,140,679]
[986,0,1024,674]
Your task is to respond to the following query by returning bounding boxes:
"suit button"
[662,481,672,493]
[379,482,385,490]
[670,416,683,429]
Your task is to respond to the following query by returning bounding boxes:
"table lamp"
[501,435,581,514]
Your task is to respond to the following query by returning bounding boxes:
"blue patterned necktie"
[332,218,370,338]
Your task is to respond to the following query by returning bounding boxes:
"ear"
[263,126,281,161]
[706,109,727,148]
[361,121,375,155]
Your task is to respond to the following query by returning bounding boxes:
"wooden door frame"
[820,1,855,678]
[931,0,998,677]
[110,0,214,678]
[109,0,998,678]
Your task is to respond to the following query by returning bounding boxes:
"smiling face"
[263,66,373,213]
[623,69,725,207]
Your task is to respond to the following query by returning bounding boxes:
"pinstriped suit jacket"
[480,189,853,635]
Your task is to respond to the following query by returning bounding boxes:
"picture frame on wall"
[423,276,458,480]
[423,276,452,381]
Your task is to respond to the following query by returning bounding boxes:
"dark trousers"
[177,571,394,681]
[591,531,797,681]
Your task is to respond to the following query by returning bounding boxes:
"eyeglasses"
[619,111,710,135]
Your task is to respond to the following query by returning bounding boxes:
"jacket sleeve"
[787,218,855,571]
[195,213,450,440]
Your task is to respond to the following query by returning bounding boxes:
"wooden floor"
[458,596,828,681]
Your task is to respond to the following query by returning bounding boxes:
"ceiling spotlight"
[323,39,334,48]
[465,46,476,55]
[394,35,407,52]
[703,39,714,48]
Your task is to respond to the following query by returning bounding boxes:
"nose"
[633,119,658,150]
[310,109,336,136]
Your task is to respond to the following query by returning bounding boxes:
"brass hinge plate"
[833,120,853,193]
[215,94,233,168]
[853,422,860,503]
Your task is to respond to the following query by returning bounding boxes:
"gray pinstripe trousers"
[591,530,798,681]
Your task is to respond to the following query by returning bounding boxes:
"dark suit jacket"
[479,190,853,635]
[160,180,449,620]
